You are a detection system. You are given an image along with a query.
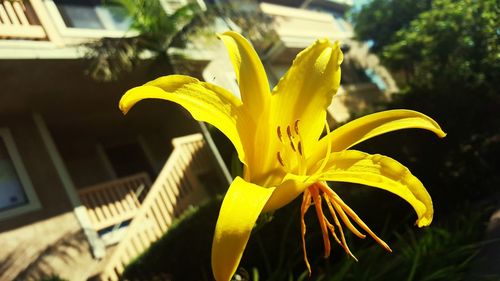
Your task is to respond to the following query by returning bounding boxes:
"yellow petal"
[218,31,270,116]
[212,177,275,281]
[119,74,249,164]
[308,109,446,167]
[270,39,343,158]
[320,150,433,227]
[262,174,311,212]
[247,39,343,183]
[218,31,273,182]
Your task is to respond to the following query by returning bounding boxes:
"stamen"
[294,119,300,135]
[310,185,331,258]
[277,152,285,167]
[325,195,358,261]
[286,125,293,140]
[324,218,342,245]
[277,126,283,143]
[292,120,305,174]
[290,140,296,152]
[300,190,312,275]
[324,188,392,252]
[315,121,332,175]
[300,182,392,275]
[329,198,366,239]
[286,124,297,152]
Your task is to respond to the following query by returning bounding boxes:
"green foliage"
[351,0,432,52]
[84,1,200,81]
[351,0,500,214]
[122,190,496,281]
[123,197,222,281]
[353,91,500,217]
[123,194,310,281]
[110,0,200,51]
[381,0,499,91]
[350,3,500,279]
[84,36,141,81]
[352,0,499,95]
[85,0,277,81]
[242,204,497,281]
[320,210,495,281]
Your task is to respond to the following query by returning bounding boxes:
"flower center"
[275,120,334,183]
[276,120,306,175]
[300,182,392,274]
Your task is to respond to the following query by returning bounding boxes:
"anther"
[287,125,293,140]
[290,140,296,152]
[298,141,303,155]
[294,120,300,135]
[277,126,283,143]
[277,152,285,167]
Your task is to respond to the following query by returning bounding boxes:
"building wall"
[58,137,113,189]
[0,212,99,281]
[0,1,217,279]
[52,104,201,189]
[0,114,93,280]
[0,114,74,231]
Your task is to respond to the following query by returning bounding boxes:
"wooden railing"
[78,173,152,232]
[99,133,210,281]
[0,0,46,39]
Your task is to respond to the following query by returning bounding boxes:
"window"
[104,141,154,179]
[0,128,40,220]
[53,0,130,31]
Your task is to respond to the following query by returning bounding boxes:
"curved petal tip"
[118,85,162,115]
[416,216,433,228]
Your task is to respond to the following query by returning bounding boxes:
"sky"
[353,0,370,11]
[354,0,370,7]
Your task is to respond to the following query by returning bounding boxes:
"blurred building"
[0,0,398,280]
[0,1,222,280]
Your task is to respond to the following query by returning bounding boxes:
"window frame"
[43,0,132,39]
[0,128,41,220]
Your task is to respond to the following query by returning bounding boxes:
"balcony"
[78,173,152,234]
[260,2,353,64]
[0,0,46,40]
[0,0,134,46]
[75,134,212,280]
[0,0,197,44]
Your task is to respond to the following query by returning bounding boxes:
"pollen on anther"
[277,152,285,167]
[298,141,303,155]
[294,120,300,135]
[277,126,283,143]
[287,125,293,140]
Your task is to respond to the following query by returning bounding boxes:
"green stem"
[257,232,272,276]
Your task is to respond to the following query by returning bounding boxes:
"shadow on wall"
[1,230,93,281]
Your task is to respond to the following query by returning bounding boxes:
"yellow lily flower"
[119,31,446,281]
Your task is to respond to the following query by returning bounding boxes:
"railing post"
[97,133,216,280]
[198,122,233,185]
[27,0,62,44]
